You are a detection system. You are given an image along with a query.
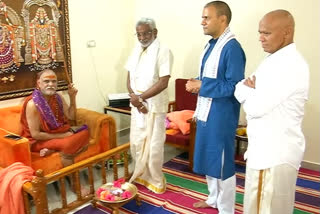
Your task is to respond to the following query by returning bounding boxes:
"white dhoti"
[243,164,298,214]
[129,108,166,194]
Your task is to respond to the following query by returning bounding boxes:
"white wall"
[133,0,320,165]
[0,0,319,164]
[68,0,135,130]
[68,0,135,110]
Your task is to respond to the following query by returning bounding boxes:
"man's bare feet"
[80,187,90,196]
[71,180,90,196]
[193,201,211,208]
[39,148,55,157]
[60,155,74,167]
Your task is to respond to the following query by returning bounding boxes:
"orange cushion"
[166,110,194,135]
[0,106,23,135]
[0,128,31,167]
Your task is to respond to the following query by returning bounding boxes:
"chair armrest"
[168,101,176,112]
[76,108,117,152]
[0,128,32,167]
[187,118,196,170]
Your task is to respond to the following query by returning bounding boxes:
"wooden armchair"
[166,78,198,170]
[0,106,117,175]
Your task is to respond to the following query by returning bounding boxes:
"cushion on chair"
[31,152,63,175]
[166,122,179,130]
[165,117,179,129]
[0,106,23,135]
[0,129,31,167]
[166,110,194,135]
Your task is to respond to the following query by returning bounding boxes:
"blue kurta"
[193,38,246,180]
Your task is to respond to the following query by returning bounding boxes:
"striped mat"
[77,153,320,214]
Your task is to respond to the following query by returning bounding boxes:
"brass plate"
[97,182,137,204]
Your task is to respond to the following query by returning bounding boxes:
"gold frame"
[0,0,72,100]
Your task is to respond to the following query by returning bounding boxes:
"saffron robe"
[193,38,246,180]
[21,94,89,155]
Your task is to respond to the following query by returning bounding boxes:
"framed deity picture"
[0,0,72,100]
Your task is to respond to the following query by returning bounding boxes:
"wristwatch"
[139,105,145,110]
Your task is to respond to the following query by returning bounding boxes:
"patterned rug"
[76,153,320,214]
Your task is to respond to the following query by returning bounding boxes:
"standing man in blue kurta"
[186,1,245,213]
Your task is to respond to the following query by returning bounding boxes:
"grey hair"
[136,17,157,30]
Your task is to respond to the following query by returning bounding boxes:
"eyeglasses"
[135,31,152,37]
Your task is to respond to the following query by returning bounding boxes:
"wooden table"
[104,106,131,115]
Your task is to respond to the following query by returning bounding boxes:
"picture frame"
[0,0,72,100]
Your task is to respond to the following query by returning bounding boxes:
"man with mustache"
[126,17,173,193]
[20,69,89,167]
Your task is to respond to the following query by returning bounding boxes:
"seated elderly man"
[20,69,89,167]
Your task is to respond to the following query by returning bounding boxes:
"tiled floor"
[42,129,184,213]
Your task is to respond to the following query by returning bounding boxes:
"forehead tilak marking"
[43,75,56,79]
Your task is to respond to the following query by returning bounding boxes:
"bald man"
[235,10,309,213]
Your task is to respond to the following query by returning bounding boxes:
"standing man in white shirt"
[126,17,173,194]
[234,10,309,214]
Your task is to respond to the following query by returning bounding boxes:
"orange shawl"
[0,162,34,214]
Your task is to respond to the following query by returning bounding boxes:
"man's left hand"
[129,93,141,107]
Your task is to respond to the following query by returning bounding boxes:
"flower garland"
[32,89,64,130]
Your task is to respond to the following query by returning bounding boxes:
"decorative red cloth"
[20,94,89,154]
[0,162,34,214]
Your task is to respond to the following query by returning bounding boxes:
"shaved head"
[259,10,295,53]
[263,10,295,34]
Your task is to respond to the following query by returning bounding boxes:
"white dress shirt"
[235,43,309,170]
[125,39,173,113]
